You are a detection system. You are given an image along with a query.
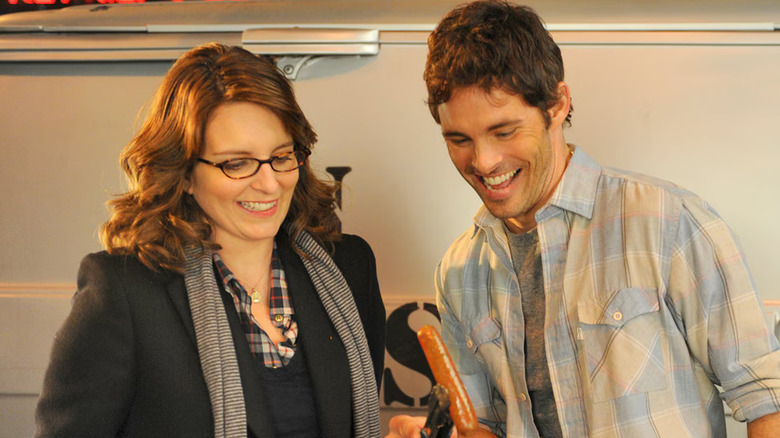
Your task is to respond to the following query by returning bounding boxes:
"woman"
[35,43,385,438]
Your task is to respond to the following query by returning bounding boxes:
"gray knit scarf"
[183,228,380,438]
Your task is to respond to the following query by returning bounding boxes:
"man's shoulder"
[439,223,489,270]
[595,167,724,229]
[601,166,684,192]
[599,167,705,205]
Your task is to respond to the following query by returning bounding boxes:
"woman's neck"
[216,237,275,287]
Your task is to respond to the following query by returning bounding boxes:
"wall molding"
[0,283,75,298]
[0,283,75,291]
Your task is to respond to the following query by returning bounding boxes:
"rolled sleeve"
[669,199,780,422]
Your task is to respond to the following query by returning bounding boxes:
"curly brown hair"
[101,43,340,272]
[425,0,572,128]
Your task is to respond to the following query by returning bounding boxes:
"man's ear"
[548,81,571,129]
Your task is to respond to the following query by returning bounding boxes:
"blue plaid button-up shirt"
[436,146,780,437]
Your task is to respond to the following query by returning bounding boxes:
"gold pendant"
[251,289,262,303]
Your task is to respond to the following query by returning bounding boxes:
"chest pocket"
[454,317,506,425]
[577,287,667,402]
[466,317,502,355]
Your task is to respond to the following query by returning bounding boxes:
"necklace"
[248,274,266,304]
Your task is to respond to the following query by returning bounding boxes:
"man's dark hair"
[424,0,572,127]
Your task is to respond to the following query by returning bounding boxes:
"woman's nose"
[249,162,281,192]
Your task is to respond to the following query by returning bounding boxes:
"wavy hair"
[425,0,572,127]
[101,43,340,272]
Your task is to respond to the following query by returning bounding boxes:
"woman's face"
[187,101,298,251]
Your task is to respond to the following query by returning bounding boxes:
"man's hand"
[385,415,459,438]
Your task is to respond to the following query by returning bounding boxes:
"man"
[386,1,780,437]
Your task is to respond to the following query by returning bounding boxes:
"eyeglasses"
[196,149,310,179]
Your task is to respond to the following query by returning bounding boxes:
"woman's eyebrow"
[210,141,295,157]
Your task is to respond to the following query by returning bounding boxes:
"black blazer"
[35,233,385,438]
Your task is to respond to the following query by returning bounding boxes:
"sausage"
[417,325,479,435]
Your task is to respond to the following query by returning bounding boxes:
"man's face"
[438,85,564,231]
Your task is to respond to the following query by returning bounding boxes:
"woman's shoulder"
[78,250,178,283]
[333,233,376,260]
[80,250,145,270]
[331,233,376,271]
[334,233,372,251]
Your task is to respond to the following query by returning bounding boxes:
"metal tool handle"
[421,384,454,438]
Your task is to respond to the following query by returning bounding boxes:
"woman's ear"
[548,81,571,129]
[184,176,194,195]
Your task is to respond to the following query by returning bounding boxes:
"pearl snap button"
[613,311,623,321]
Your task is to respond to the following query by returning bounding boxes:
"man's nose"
[471,141,502,175]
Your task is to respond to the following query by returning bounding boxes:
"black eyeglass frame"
[196,149,311,179]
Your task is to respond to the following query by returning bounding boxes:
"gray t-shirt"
[506,227,563,438]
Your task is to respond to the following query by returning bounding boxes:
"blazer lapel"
[277,237,352,438]
[164,274,199,348]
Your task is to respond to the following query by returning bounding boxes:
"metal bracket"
[276,55,314,81]
[274,55,314,80]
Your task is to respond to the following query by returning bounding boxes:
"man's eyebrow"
[441,120,522,138]
[487,120,522,131]
[442,129,468,138]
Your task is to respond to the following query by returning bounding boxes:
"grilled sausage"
[417,325,479,435]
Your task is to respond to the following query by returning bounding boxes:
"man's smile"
[481,169,520,191]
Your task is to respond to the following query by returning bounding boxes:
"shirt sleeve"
[435,260,506,437]
[667,198,780,422]
[34,254,135,437]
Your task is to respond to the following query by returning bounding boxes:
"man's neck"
[503,142,574,234]
[505,217,536,234]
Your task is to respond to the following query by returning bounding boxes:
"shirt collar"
[543,144,600,220]
[212,241,289,311]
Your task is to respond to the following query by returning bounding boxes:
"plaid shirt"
[214,242,298,368]
[436,146,780,437]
